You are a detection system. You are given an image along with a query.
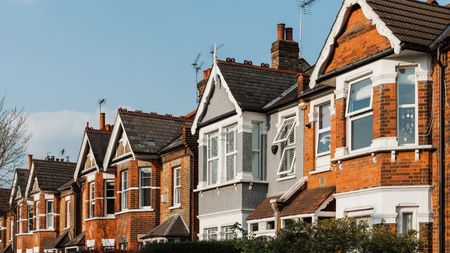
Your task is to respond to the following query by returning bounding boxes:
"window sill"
[331,145,434,163]
[84,216,116,222]
[169,205,181,210]
[114,208,154,215]
[194,179,268,192]
[276,175,296,182]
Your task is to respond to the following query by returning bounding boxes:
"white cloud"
[27,109,116,162]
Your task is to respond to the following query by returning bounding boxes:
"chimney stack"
[271,24,300,72]
[100,112,106,131]
[28,154,33,170]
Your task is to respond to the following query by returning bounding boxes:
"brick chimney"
[100,112,106,131]
[271,23,300,72]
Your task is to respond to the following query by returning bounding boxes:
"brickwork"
[373,83,397,138]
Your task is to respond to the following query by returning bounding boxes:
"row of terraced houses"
[0,0,449,252]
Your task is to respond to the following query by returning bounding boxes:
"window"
[250,223,259,232]
[222,226,235,240]
[65,200,70,228]
[225,125,237,181]
[207,131,219,185]
[89,182,95,218]
[35,201,39,230]
[27,205,33,232]
[317,102,331,155]
[105,180,115,215]
[266,221,275,230]
[252,122,263,180]
[397,207,416,235]
[401,212,413,234]
[119,243,128,250]
[121,170,129,210]
[346,78,373,151]
[45,200,54,229]
[173,167,181,206]
[275,116,296,176]
[205,227,218,240]
[139,168,152,208]
[397,68,417,145]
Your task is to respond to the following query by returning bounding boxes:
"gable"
[113,128,132,159]
[200,83,237,123]
[322,5,391,75]
[32,178,39,192]
[83,147,96,171]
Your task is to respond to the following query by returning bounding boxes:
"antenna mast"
[299,0,319,57]
[210,43,225,64]
[98,98,106,113]
[191,53,204,84]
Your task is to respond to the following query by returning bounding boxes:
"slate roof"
[57,178,74,191]
[12,168,30,201]
[247,195,281,221]
[217,60,298,112]
[280,186,335,217]
[142,214,190,239]
[0,188,11,215]
[263,85,298,111]
[65,232,85,247]
[119,110,192,155]
[160,134,183,153]
[45,230,70,249]
[32,159,76,191]
[86,129,111,168]
[366,0,450,49]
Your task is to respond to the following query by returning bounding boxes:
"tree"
[0,97,30,186]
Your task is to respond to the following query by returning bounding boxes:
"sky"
[0,0,447,162]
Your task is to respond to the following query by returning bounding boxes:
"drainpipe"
[270,199,281,235]
[437,43,448,253]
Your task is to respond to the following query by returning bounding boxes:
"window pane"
[279,147,295,174]
[274,117,295,142]
[398,108,416,145]
[226,129,235,153]
[141,188,151,207]
[106,182,114,198]
[398,83,415,105]
[226,154,235,181]
[208,160,218,185]
[319,102,331,129]
[402,213,413,234]
[252,123,261,149]
[140,168,151,187]
[208,135,218,158]
[348,78,372,113]
[351,115,373,150]
[317,130,331,154]
[106,199,115,215]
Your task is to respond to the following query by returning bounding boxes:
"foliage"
[140,240,239,253]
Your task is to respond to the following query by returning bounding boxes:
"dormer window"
[346,77,373,151]
[274,116,296,176]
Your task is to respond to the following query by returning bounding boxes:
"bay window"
[173,167,181,206]
[397,68,417,145]
[225,125,237,181]
[105,180,115,215]
[27,205,33,232]
[45,200,53,229]
[316,102,331,155]
[89,182,95,218]
[346,77,373,151]
[139,168,152,208]
[121,171,129,210]
[252,122,263,180]
[207,131,219,185]
[274,116,296,176]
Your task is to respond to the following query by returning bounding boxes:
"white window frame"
[45,200,54,229]
[35,201,39,230]
[224,125,237,182]
[205,227,218,241]
[65,200,70,229]
[17,206,22,234]
[273,116,296,144]
[397,206,418,235]
[206,131,219,185]
[276,115,296,177]
[316,102,331,157]
[104,180,115,216]
[222,226,235,240]
[345,207,374,227]
[121,170,129,211]
[139,167,152,209]
[89,182,95,218]
[27,205,33,232]
[251,121,263,180]
[397,67,418,146]
[345,76,374,152]
[173,167,181,207]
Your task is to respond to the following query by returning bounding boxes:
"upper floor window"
[252,122,263,180]
[45,200,54,229]
[105,180,115,215]
[274,116,296,176]
[89,182,95,218]
[173,167,181,206]
[35,201,39,230]
[121,170,129,210]
[27,205,33,232]
[139,168,152,208]
[397,68,417,145]
[65,200,70,228]
[317,102,331,156]
[225,125,237,181]
[207,131,219,185]
[346,78,373,151]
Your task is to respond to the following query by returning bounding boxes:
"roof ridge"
[85,128,112,134]
[217,59,300,75]
[33,159,76,165]
[118,108,194,122]
[404,0,450,10]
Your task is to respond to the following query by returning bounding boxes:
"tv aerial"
[210,43,225,63]
[298,0,319,56]
[98,98,106,113]
[191,53,204,84]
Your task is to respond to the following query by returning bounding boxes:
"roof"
[16,169,29,198]
[118,110,192,155]
[0,244,12,253]
[280,186,336,217]
[57,178,74,191]
[32,159,76,191]
[366,0,450,49]
[64,232,85,247]
[45,230,70,249]
[247,195,281,221]
[0,188,11,215]
[142,214,190,239]
[160,134,183,153]
[217,60,298,112]
[86,129,111,167]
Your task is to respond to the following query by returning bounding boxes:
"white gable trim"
[24,163,36,198]
[74,133,100,181]
[9,172,18,206]
[102,114,135,170]
[309,0,402,88]
[191,62,243,134]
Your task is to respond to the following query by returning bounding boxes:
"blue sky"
[1,0,447,161]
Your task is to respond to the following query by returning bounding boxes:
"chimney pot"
[277,23,286,40]
[202,70,208,80]
[100,112,106,131]
[286,27,293,41]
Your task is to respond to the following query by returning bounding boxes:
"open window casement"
[273,117,296,144]
[277,129,296,176]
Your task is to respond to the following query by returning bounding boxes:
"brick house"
[101,109,196,250]
[0,188,11,252]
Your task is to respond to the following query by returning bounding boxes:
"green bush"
[140,240,239,253]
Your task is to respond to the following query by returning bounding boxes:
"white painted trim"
[197,208,254,219]
[74,132,100,181]
[334,185,431,198]
[192,62,243,134]
[24,163,35,199]
[114,209,154,215]
[84,216,116,222]
[309,0,402,88]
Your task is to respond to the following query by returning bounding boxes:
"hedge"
[140,240,240,253]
